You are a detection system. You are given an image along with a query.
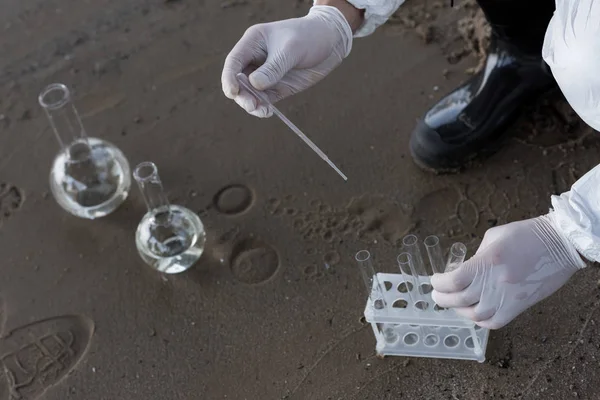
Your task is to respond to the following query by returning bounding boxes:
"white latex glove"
[431,214,587,329]
[221,5,353,118]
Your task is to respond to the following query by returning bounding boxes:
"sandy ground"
[1,0,600,399]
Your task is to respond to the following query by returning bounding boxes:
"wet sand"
[1,0,600,399]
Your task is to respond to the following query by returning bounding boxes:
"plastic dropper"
[236,73,347,181]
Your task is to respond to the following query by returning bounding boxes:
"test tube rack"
[357,236,490,363]
[364,273,489,362]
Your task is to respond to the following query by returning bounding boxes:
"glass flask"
[134,161,206,273]
[38,83,131,219]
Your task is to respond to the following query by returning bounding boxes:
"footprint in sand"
[413,186,479,239]
[0,314,94,400]
[230,238,280,284]
[213,184,254,216]
[551,160,597,196]
[473,179,511,226]
[0,185,24,227]
[346,195,413,244]
[285,195,412,246]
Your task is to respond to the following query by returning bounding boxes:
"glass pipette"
[236,73,347,181]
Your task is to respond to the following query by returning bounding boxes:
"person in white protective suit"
[221,0,600,329]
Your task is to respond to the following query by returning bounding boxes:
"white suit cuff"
[550,164,600,263]
[318,0,406,38]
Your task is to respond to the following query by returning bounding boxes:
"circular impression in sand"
[230,239,279,284]
[213,184,254,215]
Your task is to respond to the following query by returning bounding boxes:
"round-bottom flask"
[50,138,131,219]
[136,205,206,273]
[39,83,131,218]
[134,162,205,273]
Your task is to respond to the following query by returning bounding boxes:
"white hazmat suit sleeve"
[551,166,600,263]
[542,0,600,263]
[313,0,407,37]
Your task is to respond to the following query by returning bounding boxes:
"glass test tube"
[355,250,386,310]
[397,253,428,341]
[469,326,483,356]
[445,242,467,272]
[382,324,399,344]
[396,253,419,304]
[424,235,445,274]
[401,235,429,276]
[443,243,480,355]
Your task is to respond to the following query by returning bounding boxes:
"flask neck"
[39,83,90,160]
[134,162,170,213]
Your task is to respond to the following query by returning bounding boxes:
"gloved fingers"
[234,94,272,118]
[452,302,497,323]
[222,26,268,99]
[248,105,273,118]
[247,87,282,118]
[248,82,297,108]
[431,285,480,308]
[249,49,297,91]
[430,258,479,293]
[233,90,259,114]
[463,279,509,328]
[432,269,485,308]
[233,84,277,117]
[470,313,511,330]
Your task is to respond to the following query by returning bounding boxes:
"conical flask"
[39,83,131,219]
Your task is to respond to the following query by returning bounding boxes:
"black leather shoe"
[409,0,557,173]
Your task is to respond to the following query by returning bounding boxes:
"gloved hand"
[431,214,587,329]
[221,5,353,118]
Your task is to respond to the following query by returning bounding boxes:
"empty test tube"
[445,242,467,272]
[397,253,429,343]
[382,325,399,344]
[444,242,481,355]
[401,235,429,276]
[355,250,386,310]
[424,235,445,274]
[396,253,419,304]
[469,327,484,356]
[396,252,414,281]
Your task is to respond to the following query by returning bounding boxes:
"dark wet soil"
[1,0,600,399]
